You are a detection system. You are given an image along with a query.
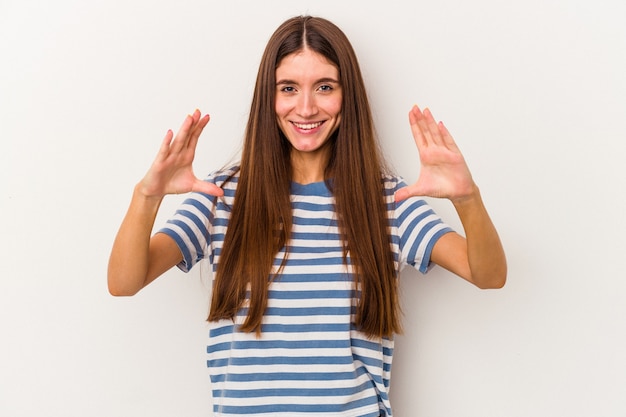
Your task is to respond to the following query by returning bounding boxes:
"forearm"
[452,186,507,289]
[107,184,163,296]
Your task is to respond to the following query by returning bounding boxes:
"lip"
[291,121,325,133]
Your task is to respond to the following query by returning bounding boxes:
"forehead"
[276,48,338,79]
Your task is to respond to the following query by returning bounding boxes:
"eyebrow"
[276,77,340,85]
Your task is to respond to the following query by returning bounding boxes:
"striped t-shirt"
[159,165,453,417]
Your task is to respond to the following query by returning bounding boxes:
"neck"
[290,149,329,184]
[291,164,324,184]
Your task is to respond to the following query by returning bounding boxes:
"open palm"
[140,110,224,198]
[395,105,475,203]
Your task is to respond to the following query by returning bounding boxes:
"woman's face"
[275,48,342,159]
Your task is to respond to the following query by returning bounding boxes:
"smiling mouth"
[292,121,323,130]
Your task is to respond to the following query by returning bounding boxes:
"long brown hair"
[208,16,400,338]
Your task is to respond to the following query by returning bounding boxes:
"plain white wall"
[1,0,625,416]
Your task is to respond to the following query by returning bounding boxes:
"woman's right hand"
[138,109,224,199]
[108,109,224,296]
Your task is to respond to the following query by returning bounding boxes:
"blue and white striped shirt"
[159,165,453,416]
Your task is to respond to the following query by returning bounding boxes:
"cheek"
[274,97,291,118]
[274,105,289,135]
[328,97,343,118]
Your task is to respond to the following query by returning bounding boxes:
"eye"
[279,86,296,93]
[318,84,333,92]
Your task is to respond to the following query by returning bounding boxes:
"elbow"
[108,285,138,297]
[108,280,140,297]
[474,265,507,290]
[476,276,506,290]
[107,270,142,297]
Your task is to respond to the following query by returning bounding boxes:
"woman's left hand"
[395,105,476,203]
[395,105,507,289]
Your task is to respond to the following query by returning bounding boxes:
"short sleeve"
[157,166,237,272]
[385,176,454,274]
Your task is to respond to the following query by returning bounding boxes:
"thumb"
[394,187,409,203]
[192,180,225,197]
[395,185,423,203]
[395,186,413,203]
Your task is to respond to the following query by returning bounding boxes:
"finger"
[192,179,225,197]
[170,114,195,154]
[423,108,443,146]
[186,113,210,152]
[412,105,435,144]
[190,108,201,124]
[409,105,428,149]
[394,184,424,202]
[438,120,460,152]
[415,106,441,146]
[155,129,174,160]
[394,186,410,203]
[187,109,205,138]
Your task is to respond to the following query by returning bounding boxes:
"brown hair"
[208,16,400,338]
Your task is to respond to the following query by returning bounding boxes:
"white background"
[1,0,625,416]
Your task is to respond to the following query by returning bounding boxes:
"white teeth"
[293,121,322,130]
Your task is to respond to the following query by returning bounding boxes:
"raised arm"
[107,110,224,296]
[395,105,506,289]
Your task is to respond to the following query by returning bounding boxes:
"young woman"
[108,15,506,417]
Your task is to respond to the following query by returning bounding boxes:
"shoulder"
[381,173,408,196]
[205,164,240,189]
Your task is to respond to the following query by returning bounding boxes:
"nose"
[296,91,318,118]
